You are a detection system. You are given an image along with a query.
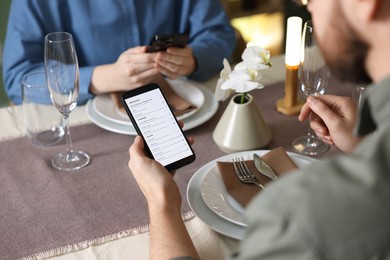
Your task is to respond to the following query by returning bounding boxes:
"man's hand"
[90,46,159,95]
[154,46,196,80]
[128,129,194,205]
[128,136,182,208]
[299,95,363,153]
[128,135,199,260]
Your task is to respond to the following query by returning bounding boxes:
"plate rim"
[86,100,135,135]
[200,161,248,227]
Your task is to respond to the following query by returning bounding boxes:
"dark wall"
[0,0,11,106]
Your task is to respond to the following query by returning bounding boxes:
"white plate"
[86,98,134,135]
[187,150,318,240]
[86,85,218,135]
[93,79,205,126]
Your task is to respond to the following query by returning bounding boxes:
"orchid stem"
[240,93,245,104]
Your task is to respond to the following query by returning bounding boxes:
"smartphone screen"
[121,83,195,171]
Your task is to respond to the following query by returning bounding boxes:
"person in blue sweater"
[2,0,236,105]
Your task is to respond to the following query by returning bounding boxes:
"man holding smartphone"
[128,0,390,259]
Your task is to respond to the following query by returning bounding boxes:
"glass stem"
[64,115,73,157]
[306,112,316,143]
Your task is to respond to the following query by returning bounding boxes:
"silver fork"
[232,157,265,190]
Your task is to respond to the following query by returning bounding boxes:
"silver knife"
[253,154,278,180]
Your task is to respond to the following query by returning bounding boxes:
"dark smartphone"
[121,83,195,171]
[146,33,189,53]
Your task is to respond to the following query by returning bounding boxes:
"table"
[0,56,354,259]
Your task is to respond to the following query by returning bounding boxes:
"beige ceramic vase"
[212,94,272,153]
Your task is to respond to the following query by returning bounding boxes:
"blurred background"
[0,0,309,107]
[0,0,11,107]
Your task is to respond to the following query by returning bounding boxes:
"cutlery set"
[233,154,278,189]
[232,157,265,189]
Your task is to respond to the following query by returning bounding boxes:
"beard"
[316,5,372,85]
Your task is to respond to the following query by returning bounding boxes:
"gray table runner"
[0,80,352,259]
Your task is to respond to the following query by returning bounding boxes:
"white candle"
[285,16,302,67]
[276,16,304,115]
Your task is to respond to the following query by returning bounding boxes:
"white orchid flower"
[221,68,264,93]
[215,46,271,103]
[215,58,233,101]
[220,58,231,79]
[235,60,270,71]
[241,46,271,66]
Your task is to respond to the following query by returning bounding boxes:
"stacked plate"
[86,79,219,135]
[187,150,318,240]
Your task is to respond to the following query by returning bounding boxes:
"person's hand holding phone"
[144,33,195,80]
[154,45,196,80]
[128,122,194,203]
[122,83,196,171]
[90,46,159,95]
[129,135,181,206]
[125,83,199,257]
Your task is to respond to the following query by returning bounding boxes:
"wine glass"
[44,32,90,170]
[292,21,330,156]
[352,83,367,109]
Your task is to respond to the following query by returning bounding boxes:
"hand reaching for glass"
[299,95,364,154]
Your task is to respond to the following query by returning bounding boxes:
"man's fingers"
[298,102,312,122]
[124,46,149,54]
[177,121,195,145]
[306,96,339,126]
[155,64,180,80]
[129,135,145,157]
[187,136,195,145]
[310,113,329,136]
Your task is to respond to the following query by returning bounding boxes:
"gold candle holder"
[276,16,304,115]
[276,64,304,115]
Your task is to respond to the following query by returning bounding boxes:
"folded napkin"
[217,147,298,207]
[110,77,196,117]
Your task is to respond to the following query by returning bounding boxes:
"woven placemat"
[0,80,350,259]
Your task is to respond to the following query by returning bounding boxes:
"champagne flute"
[44,32,90,170]
[292,21,330,156]
[352,83,367,109]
